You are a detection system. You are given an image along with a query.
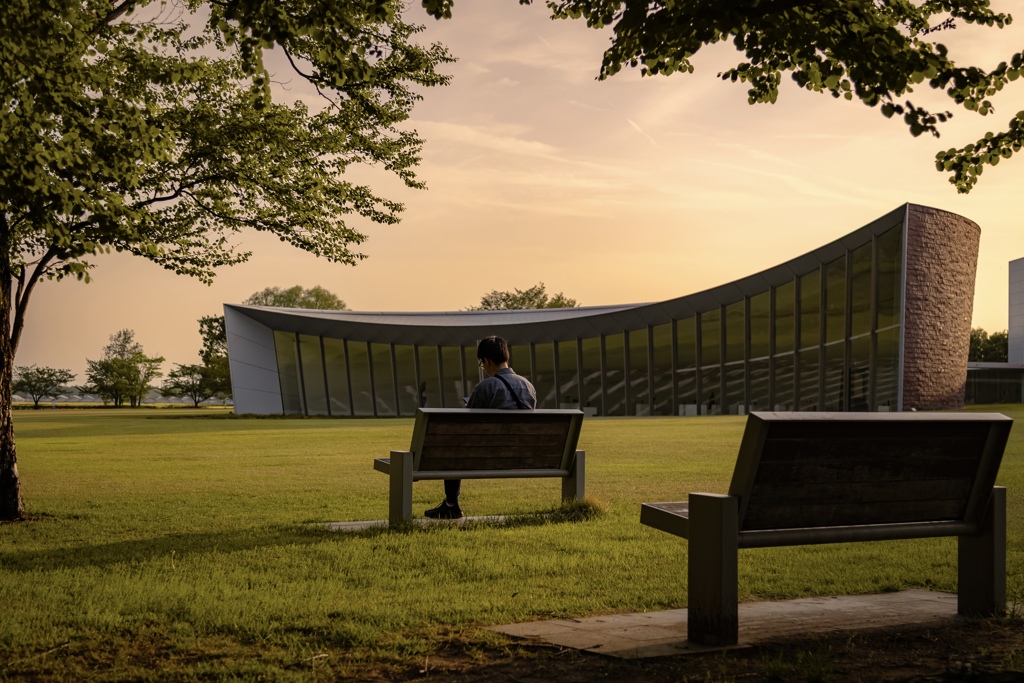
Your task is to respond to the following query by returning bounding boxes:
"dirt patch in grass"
[379,617,1024,683]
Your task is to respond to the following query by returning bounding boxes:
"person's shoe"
[424,500,464,519]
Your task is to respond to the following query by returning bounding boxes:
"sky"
[17,2,1024,379]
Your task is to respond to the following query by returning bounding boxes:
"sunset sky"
[17,2,1024,378]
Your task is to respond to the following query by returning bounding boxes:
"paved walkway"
[491,589,960,659]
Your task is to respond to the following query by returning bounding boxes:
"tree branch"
[11,246,59,357]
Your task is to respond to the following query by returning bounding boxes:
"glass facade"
[260,219,906,417]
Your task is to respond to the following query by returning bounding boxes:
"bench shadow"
[0,522,380,574]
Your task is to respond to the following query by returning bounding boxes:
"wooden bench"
[640,411,1013,646]
[374,408,585,525]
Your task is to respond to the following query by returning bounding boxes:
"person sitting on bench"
[424,335,537,519]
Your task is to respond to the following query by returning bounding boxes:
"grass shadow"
[0,523,356,573]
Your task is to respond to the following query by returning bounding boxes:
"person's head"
[477,336,510,367]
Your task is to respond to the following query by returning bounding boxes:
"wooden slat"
[763,420,992,442]
[421,444,564,459]
[753,456,980,485]
[742,498,967,531]
[420,434,568,449]
[426,421,570,436]
[420,455,564,471]
[640,501,691,538]
[746,479,973,506]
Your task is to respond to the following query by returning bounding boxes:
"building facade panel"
[1010,257,1024,365]
[225,204,982,417]
[223,306,283,415]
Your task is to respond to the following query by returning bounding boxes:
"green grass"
[1,406,1022,680]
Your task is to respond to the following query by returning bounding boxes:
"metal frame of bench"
[640,411,1013,646]
[374,408,585,525]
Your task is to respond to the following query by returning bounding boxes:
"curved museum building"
[225,204,980,417]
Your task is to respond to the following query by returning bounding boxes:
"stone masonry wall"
[901,205,980,410]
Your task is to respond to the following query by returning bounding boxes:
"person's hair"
[477,336,510,365]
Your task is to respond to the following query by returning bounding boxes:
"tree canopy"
[0,0,452,519]
[424,0,1024,193]
[12,366,76,409]
[161,363,229,407]
[83,329,164,408]
[969,327,1009,362]
[468,283,579,310]
[243,285,348,310]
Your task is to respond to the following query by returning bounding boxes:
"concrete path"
[491,589,960,659]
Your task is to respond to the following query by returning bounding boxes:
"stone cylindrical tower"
[901,204,981,410]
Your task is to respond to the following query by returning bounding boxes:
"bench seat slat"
[639,501,977,546]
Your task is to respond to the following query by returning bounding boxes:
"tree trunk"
[0,275,25,520]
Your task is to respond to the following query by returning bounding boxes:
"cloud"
[415,120,562,159]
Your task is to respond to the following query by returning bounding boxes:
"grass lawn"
[1,406,1021,680]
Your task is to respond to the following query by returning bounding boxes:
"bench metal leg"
[561,451,585,502]
[389,450,414,526]
[958,486,1006,616]
[687,493,739,646]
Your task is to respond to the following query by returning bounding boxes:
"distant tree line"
[969,328,1009,363]
[16,286,347,409]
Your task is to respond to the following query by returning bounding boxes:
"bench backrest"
[730,412,1012,536]
[409,408,584,475]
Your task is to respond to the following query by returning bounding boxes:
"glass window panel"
[416,346,441,409]
[510,344,532,382]
[799,269,821,350]
[347,342,374,416]
[725,301,745,363]
[749,358,770,412]
[701,366,721,415]
[628,329,650,415]
[676,317,696,369]
[850,243,872,337]
[603,334,626,416]
[274,331,302,415]
[773,353,794,411]
[877,224,903,330]
[440,346,464,408]
[464,346,481,398]
[848,334,871,411]
[876,326,900,411]
[394,345,418,416]
[298,334,327,416]
[677,370,697,415]
[580,337,602,415]
[823,342,845,411]
[750,292,770,359]
[725,362,745,414]
[556,340,579,407]
[701,309,721,366]
[774,281,796,355]
[675,317,697,415]
[533,342,556,409]
[652,324,672,416]
[371,343,395,416]
[323,338,351,416]
[825,256,846,344]
[798,347,820,410]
